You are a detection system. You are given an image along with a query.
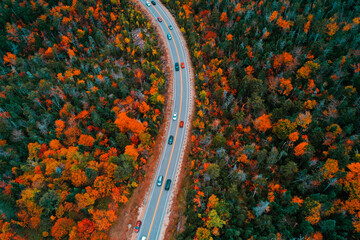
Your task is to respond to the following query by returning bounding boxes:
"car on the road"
[151,0,156,5]
[179,120,184,128]
[145,1,151,6]
[168,135,174,145]
[181,62,185,69]
[167,33,172,40]
[157,17,162,22]
[141,236,147,240]
[175,62,179,71]
[168,25,173,30]
[157,175,163,186]
[173,112,177,120]
[165,179,172,191]
[134,220,142,233]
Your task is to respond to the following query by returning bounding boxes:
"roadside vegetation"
[0,0,166,239]
[164,0,360,239]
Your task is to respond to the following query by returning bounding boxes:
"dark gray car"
[164,179,172,191]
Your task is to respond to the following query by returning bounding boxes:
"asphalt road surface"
[137,1,191,239]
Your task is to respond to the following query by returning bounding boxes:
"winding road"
[136,0,192,239]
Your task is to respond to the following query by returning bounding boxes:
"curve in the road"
[135,0,192,239]
[145,7,184,239]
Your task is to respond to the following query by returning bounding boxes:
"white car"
[172,113,177,121]
[145,1,151,6]
[157,175,163,186]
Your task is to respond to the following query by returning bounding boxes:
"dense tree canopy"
[0,0,167,238]
[164,0,360,239]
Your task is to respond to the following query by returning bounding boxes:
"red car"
[135,220,142,233]
[181,62,185,68]
[179,121,184,128]
[157,17,162,22]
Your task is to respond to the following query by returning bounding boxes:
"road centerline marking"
[143,2,185,239]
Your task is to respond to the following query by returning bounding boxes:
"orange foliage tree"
[279,78,293,96]
[78,134,95,147]
[114,112,146,136]
[90,209,117,231]
[296,65,312,79]
[51,217,76,240]
[3,52,16,66]
[273,52,294,70]
[276,16,293,31]
[220,12,228,23]
[294,142,309,156]
[0,220,25,240]
[76,219,95,239]
[289,131,299,142]
[55,120,66,137]
[49,139,62,150]
[254,113,272,132]
[245,66,254,76]
[269,11,278,22]
[44,47,54,58]
[138,101,150,115]
[71,170,87,187]
[343,162,360,231]
[292,196,304,206]
[326,22,339,36]
[124,144,139,161]
[93,176,114,197]
[64,127,82,145]
[75,192,95,209]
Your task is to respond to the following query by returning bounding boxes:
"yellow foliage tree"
[321,158,339,180]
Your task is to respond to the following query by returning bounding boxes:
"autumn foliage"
[165,0,360,238]
[254,114,272,132]
[0,0,167,238]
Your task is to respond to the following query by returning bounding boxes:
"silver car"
[157,175,163,186]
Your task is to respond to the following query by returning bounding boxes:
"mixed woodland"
[1,0,360,239]
[163,0,360,239]
[0,0,167,239]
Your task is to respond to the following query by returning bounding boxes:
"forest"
[0,0,167,239]
[163,0,360,239]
